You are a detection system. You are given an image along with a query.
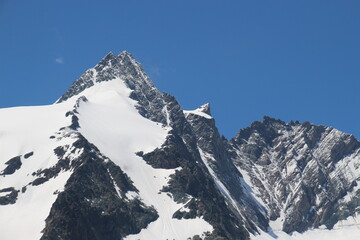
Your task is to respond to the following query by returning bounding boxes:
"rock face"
[184,105,269,234]
[230,116,360,233]
[1,156,22,175]
[41,134,158,240]
[0,51,359,240]
[0,187,18,205]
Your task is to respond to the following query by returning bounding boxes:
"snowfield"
[0,102,76,239]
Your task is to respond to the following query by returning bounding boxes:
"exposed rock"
[230,117,360,233]
[141,100,250,239]
[185,106,269,233]
[1,156,22,175]
[41,134,158,240]
[0,187,19,205]
[24,152,34,159]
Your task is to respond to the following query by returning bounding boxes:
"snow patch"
[184,105,212,119]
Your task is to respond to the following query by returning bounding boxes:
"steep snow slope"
[75,79,213,239]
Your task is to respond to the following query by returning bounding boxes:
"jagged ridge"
[1,51,359,240]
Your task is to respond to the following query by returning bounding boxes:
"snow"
[0,103,69,165]
[107,169,123,198]
[0,101,77,240]
[125,191,138,200]
[235,164,268,213]
[0,170,73,239]
[74,78,213,239]
[184,104,212,119]
[252,214,360,240]
[0,191,12,197]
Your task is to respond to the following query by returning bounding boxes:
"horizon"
[1,1,359,139]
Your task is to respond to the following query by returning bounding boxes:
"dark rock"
[24,152,34,159]
[142,133,189,169]
[185,107,269,233]
[0,187,19,205]
[1,156,22,175]
[41,134,158,240]
[69,115,80,130]
[32,177,48,186]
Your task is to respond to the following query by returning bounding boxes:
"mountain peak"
[119,50,131,57]
[56,51,152,103]
[56,51,168,124]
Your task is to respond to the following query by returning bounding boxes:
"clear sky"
[0,0,359,139]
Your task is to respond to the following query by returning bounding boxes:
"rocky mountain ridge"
[230,117,360,233]
[0,51,359,240]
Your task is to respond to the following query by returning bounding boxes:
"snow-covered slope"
[0,98,78,239]
[1,51,359,240]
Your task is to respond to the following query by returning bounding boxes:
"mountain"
[230,117,360,239]
[0,51,359,240]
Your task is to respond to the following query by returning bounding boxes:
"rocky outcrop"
[184,105,269,234]
[41,134,158,240]
[143,131,250,240]
[140,97,251,239]
[1,156,22,175]
[0,187,19,205]
[230,116,360,233]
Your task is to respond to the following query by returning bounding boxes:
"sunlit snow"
[0,102,76,239]
[76,78,213,239]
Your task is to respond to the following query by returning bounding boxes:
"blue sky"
[0,0,359,139]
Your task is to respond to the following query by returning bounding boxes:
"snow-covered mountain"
[0,51,359,240]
